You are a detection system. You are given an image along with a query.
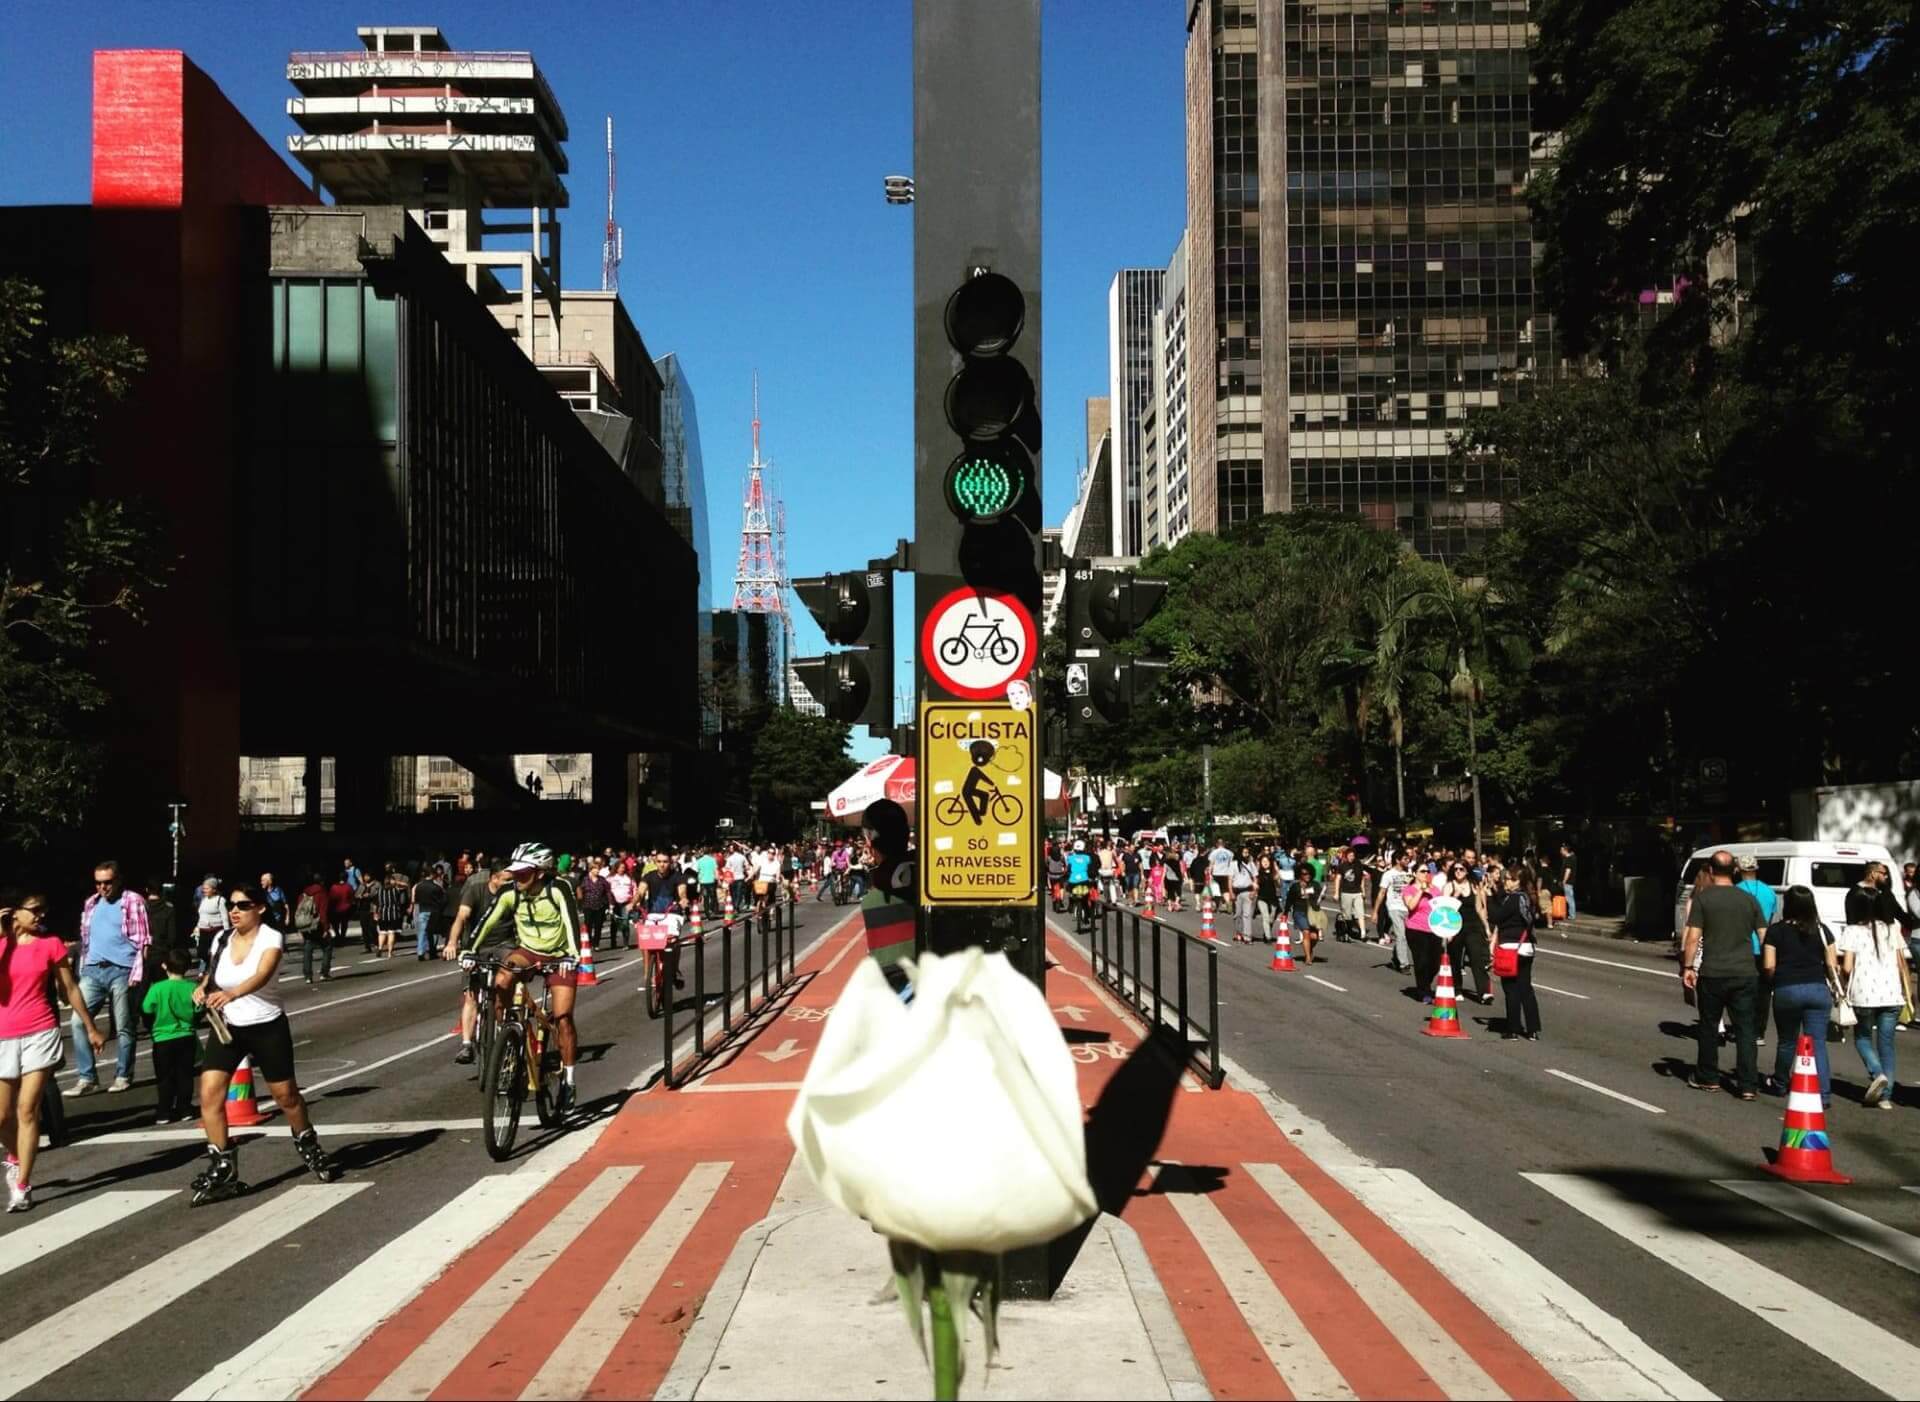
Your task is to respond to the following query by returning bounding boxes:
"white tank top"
[215,928,287,1026]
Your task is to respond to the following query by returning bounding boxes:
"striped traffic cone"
[722,884,734,922]
[1199,897,1216,942]
[690,901,703,943]
[1765,1034,1850,1184]
[1270,923,1295,971]
[226,1057,264,1126]
[575,929,599,987]
[1422,956,1468,1038]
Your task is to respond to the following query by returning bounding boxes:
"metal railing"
[661,899,799,1089]
[1088,901,1225,1089]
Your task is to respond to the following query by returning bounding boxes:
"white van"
[1672,841,1910,941]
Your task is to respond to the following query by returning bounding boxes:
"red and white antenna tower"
[732,374,786,615]
[601,115,623,293]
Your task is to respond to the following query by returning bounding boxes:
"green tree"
[749,704,857,839]
[0,278,162,856]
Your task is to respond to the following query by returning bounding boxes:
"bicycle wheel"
[482,1023,525,1161]
[472,994,496,1085]
[645,949,665,1019]
[938,635,969,667]
[989,792,1024,825]
[534,1027,565,1129]
[934,795,966,826]
[988,633,1018,665]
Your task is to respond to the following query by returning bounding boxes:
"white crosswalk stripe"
[0,1189,174,1281]
[1527,1172,1920,1400]
[1715,1179,1920,1277]
[365,1165,641,1401]
[1,1183,367,1399]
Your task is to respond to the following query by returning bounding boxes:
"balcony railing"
[290,50,536,65]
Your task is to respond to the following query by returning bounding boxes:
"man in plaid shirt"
[73,859,153,1094]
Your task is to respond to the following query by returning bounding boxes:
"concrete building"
[1107,269,1166,557]
[287,26,569,362]
[1,49,697,874]
[1146,231,1193,551]
[1059,395,1118,563]
[1181,0,1553,559]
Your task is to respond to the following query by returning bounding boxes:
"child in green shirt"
[141,951,202,1124]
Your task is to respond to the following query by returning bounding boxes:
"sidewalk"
[302,914,1577,1401]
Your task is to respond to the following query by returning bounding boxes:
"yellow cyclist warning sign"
[919,701,1037,906]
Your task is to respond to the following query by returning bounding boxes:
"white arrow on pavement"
[1055,1005,1089,1023]
[758,1038,804,1063]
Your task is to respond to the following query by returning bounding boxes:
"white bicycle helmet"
[1074,839,1087,852]
[506,841,555,874]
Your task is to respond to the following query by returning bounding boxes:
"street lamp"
[1448,648,1483,853]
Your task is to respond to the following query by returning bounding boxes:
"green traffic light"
[945,453,1025,523]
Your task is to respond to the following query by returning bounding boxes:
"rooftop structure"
[287,25,568,360]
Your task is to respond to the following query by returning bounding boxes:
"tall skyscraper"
[1107,268,1166,558]
[1145,231,1192,551]
[1182,0,1552,559]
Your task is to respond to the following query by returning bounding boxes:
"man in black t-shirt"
[1558,842,1578,922]
[1681,851,1766,1095]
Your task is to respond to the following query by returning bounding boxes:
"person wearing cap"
[859,799,918,1000]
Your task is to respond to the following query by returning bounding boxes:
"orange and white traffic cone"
[722,884,734,921]
[575,929,599,987]
[690,902,703,943]
[1271,923,1295,972]
[1422,956,1468,1038]
[226,1057,264,1126]
[1765,1033,1850,1184]
[1200,897,1216,942]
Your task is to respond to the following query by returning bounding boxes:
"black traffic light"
[941,271,1041,588]
[793,564,894,734]
[1063,559,1169,732]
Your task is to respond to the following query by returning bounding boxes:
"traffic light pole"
[912,0,1044,985]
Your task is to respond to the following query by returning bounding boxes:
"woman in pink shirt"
[1400,868,1441,1005]
[0,894,106,1213]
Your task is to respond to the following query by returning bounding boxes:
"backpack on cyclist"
[293,891,319,933]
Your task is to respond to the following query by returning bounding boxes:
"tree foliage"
[749,704,857,840]
[0,278,163,855]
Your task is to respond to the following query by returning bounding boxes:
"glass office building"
[655,353,713,609]
[1184,0,1554,559]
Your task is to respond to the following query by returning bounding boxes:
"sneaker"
[1866,1072,1890,1103]
[1686,1074,1721,1092]
[71,1080,99,1096]
[109,1076,132,1093]
[1876,1098,1893,1111]
[6,1182,31,1213]
[453,1043,476,1066]
[4,1156,17,1189]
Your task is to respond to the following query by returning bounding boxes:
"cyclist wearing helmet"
[465,842,584,1108]
[1066,839,1094,894]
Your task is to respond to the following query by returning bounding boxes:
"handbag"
[1492,943,1521,979]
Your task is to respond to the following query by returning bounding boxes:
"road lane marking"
[294,1031,456,1101]
[177,1171,573,1401]
[519,1161,732,1399]
[1526,1172,1920,1399]
[1244,1162,1509,1401]
[1533,982,1591,1000]
[1336,1166,1713,1401]
[1304,974,1348,992]
[287,970,449,1018]
[0,1190,174,1280]
[679,1080,802,1094]
[1534,949,1671,978]
[6,1184,366,1398]
[1156,1170,1357,1400]
[1716,1181,1920,1275]
[1544,1069,1666,1115]
[79,1120,485,1146]
[367,1166,642,1401]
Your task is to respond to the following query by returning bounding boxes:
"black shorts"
[203,1014,297,1083]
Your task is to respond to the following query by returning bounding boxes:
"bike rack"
[1088,901,1226,1089]
[660,898,800,1089]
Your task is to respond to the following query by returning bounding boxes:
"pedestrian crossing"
[2,1152,1920,1400]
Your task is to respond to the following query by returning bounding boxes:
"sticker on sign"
[920,586,1036,700]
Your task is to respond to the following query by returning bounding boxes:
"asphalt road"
[3,898,858,1402]
[1076,896,1919,1402]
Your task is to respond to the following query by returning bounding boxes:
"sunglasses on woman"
[229,900,259,912]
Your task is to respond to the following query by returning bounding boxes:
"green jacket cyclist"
[465,842,585,1108]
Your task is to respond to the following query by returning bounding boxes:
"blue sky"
[2,1,1185,758]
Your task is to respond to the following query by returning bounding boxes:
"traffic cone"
[1271,924,1295,972]
[226,1057,264,1126]
[1422,957,1468,1038]
[690,902,703,943]
[1764,1034,1851,1184]
[722,884,734,921]
[1200,897,1216,942]
[575,929,599,987]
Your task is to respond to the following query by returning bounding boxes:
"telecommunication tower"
[601,115,623,293]
[731,375,786,616]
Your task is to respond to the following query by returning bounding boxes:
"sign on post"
[919,701,1037,905]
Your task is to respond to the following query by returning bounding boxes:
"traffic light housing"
[941,271,1041,585]
[1063,560,1169,732]
[792,564,894,734]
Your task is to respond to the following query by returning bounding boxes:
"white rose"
[786,948,1097,1253]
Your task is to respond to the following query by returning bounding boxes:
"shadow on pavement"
[330,1128,440,1173]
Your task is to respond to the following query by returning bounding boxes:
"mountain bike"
[481,956,569,1161]
[461,958,497,1086]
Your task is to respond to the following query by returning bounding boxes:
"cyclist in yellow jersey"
[466,842,584,1107]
